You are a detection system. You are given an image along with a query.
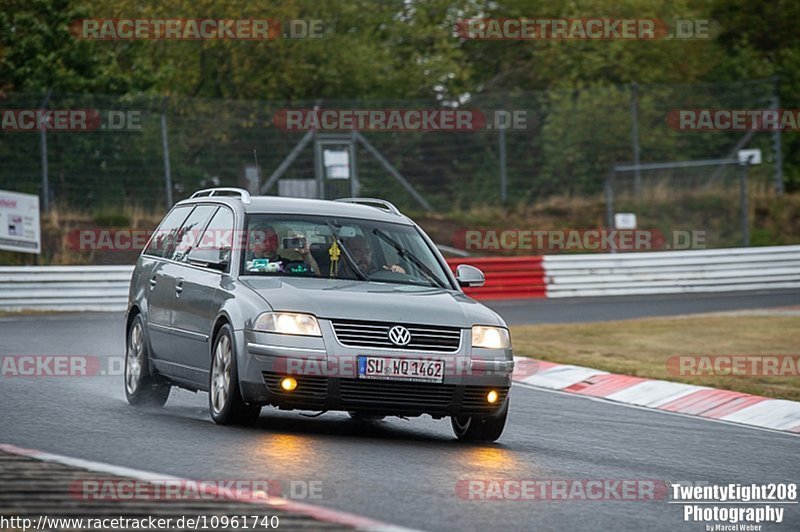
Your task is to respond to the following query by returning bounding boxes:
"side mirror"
[455,264,485,287]
[187,247,229,272]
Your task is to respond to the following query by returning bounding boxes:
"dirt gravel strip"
[0,444,418,532]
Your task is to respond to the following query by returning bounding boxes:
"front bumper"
[235,320,513,417]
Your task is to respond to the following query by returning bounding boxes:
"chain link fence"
[1,78,793,260]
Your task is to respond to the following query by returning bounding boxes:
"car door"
[159,204,218,382]
[142,205,193,361]
[170,206,235,386]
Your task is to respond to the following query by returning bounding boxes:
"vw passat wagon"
[125,188,513,441]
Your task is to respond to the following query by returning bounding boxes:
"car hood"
[240,277,505,328]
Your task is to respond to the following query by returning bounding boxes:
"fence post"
[771,77,784,195]
[604,168,615,228]
[629,83,642,197]
[739,160,750,247]
[499,124,507,203]
[160,100,174,208]
[39,89,52,213]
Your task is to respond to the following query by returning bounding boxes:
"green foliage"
[0,0,155,93]
[0,0,798,197]
[92,207,130,227]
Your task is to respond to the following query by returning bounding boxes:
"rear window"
[168,205,217,262]
[142,206,192,258]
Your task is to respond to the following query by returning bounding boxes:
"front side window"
[241,215,452,289]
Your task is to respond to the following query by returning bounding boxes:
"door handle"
[175,277,184,295]
[149,275,157,288]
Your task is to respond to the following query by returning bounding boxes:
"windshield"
[240,214,453,289]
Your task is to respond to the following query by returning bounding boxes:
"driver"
[337,235,405,278]
[246,225,321,276]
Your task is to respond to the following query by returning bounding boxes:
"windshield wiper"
[326,221,369,280]
[372,228,448,289]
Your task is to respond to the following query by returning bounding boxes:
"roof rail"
[334,197,402,216]
[190,187,252,204]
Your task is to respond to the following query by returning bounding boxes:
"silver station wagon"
[124,188,513,441]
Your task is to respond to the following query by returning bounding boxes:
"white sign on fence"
[614,212,638,230]
[0,189,41,254]
[737,148,762,165]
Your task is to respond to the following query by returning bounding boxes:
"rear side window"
[168,205,218,262]
[143,206,192,258]
[195,207,235,272]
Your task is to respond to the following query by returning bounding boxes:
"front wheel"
[124,315,170,406]
[451,402,508,442]
[209,324,261,426]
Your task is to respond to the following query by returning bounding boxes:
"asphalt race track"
[486,288,800,325]
[1,293,798,531]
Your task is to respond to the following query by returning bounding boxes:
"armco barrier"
[446,256,546,299]
[0,266,133,312]
[0,246,798,310]
[543,245,800,298]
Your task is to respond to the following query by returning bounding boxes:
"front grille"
[331,319,462,352]
[339,379,456,408]
[262,371,328,399]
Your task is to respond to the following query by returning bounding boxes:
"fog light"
[487,390,499,404]
[280,377,297,392]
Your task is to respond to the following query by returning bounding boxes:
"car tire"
[209,323,261,426]
[347,412,385,421]
[451,402,508,442]
[124,314,171,407]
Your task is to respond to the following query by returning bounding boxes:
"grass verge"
[510,314,800,401]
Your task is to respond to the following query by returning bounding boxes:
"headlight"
[472,326,510,349]
[254,312,322,336]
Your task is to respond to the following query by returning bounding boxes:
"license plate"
[357,356,444,383]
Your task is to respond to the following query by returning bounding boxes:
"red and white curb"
[0,444,419,532]
[512,357,800,434]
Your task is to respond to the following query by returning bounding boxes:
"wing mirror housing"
[455,264,485,287]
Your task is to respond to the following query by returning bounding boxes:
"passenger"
[246,225,321,276]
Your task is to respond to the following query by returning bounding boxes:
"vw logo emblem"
[388,325,411,346]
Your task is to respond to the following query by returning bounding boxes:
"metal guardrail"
[543,245,800,298]
[1,245,798,310]
[0,266,133,311]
